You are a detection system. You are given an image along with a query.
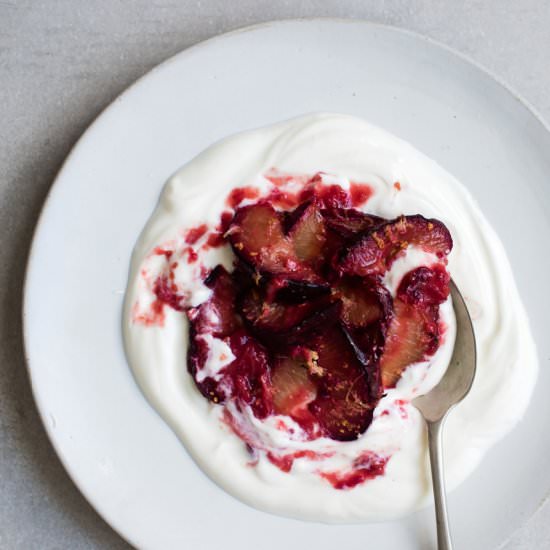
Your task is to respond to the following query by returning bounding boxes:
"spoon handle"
[428,418,453,550]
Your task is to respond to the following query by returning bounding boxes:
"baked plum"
[185,182,453,441]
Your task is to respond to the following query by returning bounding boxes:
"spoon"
[413,280,477,550]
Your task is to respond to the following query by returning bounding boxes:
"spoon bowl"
[414,280,477,420]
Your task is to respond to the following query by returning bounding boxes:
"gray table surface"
[2,2,549,549]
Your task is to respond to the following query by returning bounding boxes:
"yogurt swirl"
[123,113,537,522]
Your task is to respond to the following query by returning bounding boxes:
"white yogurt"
[123,113,538,522]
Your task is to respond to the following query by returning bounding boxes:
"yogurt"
[123,113,538,522]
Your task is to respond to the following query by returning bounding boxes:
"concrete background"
[1,1,549,548]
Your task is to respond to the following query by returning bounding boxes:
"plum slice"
[224,330,274,419]
[271,357,317,418]
[227,203,316,279]
[322,207,385,239]
[186,266,241,403]
[330,279,391,400]
[240,286,342,348]
[287,200,327,266]
[188,327,274,419]
[341,323,385,401]
[379,298,440,388]
[316,209,386,273]
[340,215,453,277]
[240,286,325,335]
[187,265,241,337]
[334,277,392,329]
[308,326,379,441]
[270,279,331,303]
[187,327,226,403]
[279,301,342,346]
[397,264,450,307]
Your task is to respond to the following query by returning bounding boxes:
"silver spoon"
[413,280,477,550]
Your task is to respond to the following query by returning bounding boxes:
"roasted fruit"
[187,265,241,337]
[322,207,384,239]
[240,286,328,336]
[308,326,380,441]
[270,279,331,303]
[225,330,274,419]
[271,357,317,417]
[380,299,439,388]
[227,203,316,280]
[287,200,327,266]
[340,215,452,277]
[334,277,392,329]
[183,176,452,443]
[397,264,450,307]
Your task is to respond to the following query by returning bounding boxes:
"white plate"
[24,20,550,550]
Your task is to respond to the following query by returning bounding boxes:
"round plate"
[23,20,550,549]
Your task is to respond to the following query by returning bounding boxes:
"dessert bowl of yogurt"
[123,113,538,522]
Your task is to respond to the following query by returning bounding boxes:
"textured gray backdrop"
[1,1,549,548]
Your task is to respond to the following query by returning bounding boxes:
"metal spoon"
[413,280,477,550]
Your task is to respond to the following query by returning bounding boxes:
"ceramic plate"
[23,20,550,549]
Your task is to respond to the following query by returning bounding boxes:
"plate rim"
[21,17,550,547]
